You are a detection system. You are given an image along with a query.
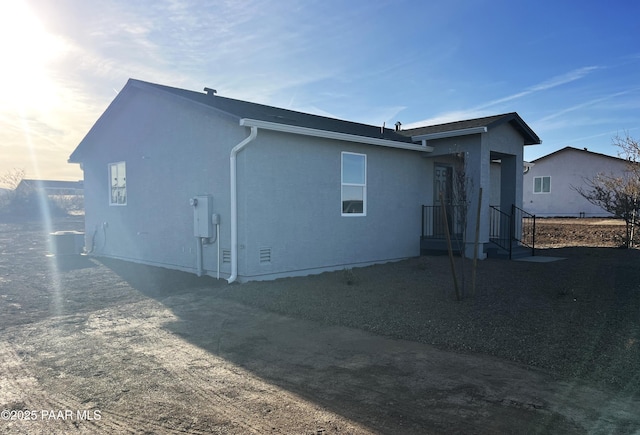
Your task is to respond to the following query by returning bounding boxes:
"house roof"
[401,112,541,145]
[17,179,84,190]
[135,79,416,144]
[530,146,627,163]
[69,78,542,162]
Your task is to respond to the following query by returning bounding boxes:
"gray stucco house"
[523,146,630,217]
[68,79,540,282]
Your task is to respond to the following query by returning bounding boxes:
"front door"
[434,165,453,205]
[434,164,453,236]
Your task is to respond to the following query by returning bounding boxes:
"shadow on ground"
[52,255,99,272]
[93,255,631,434]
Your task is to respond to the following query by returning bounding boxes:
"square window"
[533,176,550,194]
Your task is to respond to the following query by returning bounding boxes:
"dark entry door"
[434,165,453,236]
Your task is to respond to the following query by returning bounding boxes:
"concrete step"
[486,244,533,259]
[420,237,463,255]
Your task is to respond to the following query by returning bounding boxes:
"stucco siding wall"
[237,130,430,279]
[80,86,432,281]
[523,149,627,217]
[81,86,243,276]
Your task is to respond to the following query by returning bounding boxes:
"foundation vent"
[259,247,272,264]
[222,249,231,263]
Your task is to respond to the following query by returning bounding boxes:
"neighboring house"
[523,146,630,217]
[68,79,540,282]
[0,187,10,204]
[16,179,84,197]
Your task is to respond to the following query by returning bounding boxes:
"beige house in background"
[523,147,630,217]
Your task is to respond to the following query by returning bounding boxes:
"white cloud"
[536,88,640,124]
[404,66,600,128]
[403,110,489,129]
[473,66,600,112]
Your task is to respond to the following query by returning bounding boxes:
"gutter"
[227,126,258,284]
[240,118,434,152]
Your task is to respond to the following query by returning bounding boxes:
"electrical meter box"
[191,195,213,238]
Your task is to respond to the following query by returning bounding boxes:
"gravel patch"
[216,247,640,393]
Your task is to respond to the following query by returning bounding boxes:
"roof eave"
[489,113,541,145]
[240,118,434,152]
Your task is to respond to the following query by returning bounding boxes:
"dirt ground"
[535,217,630,248]
[1,218,639,434]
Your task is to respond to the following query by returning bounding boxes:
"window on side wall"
[533,176,550,194]
[109,161,127,205]
[341,152,366,216]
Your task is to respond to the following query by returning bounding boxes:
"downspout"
[227,126,258,283]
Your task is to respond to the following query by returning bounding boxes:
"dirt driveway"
[1,220,639,434]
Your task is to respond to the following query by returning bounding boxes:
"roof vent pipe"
[204,87,217,96]
[395,121,402,132]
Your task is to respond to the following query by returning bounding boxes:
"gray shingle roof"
[70,79,542,163]
[139,80,415,144]
[401,112,541,145]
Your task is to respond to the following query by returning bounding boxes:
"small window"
[533,176,550,194]
[341,152,366,216]
[109,162,127,205]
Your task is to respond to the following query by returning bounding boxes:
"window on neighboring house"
[533,176,550,194]
[341,152,366,216]
[109,162,127,205]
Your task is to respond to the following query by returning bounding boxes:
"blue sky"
[1,0,638,181]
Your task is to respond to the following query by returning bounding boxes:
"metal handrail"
[512,205,536,256]
[423,204,536,259]
[489,206,512,258]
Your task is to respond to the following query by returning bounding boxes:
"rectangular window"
[341,152,366,216]
[109,162,127,205]
[533,176,550,194]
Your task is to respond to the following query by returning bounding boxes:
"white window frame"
[341,152,367,216]
[533,176,551,194]
[109,161,127,205]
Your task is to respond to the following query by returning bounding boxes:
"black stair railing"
[512,205,536,256]
[489,205,536,259]
[489,206,512,258]
[421,205,464,239]
[424,204,536,259]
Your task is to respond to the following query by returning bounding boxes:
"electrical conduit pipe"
[227,126,258,283]
[195,237,203,277]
